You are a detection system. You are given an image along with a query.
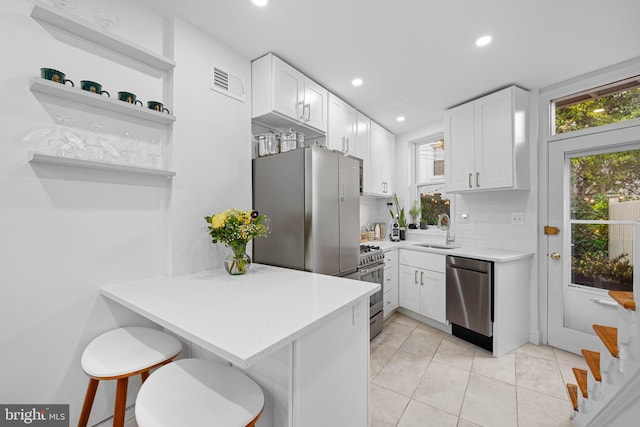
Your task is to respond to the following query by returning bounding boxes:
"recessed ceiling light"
[593,108,605,113]
[475,35,492,47]
[252,0,268,7]
[396,116,405,122]
[351,78,363,87]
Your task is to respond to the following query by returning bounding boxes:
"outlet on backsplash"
[510,212,525,225]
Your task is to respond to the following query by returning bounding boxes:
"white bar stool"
[78,326,182,427]
[135,358,265,427]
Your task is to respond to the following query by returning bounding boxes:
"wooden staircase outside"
[565,290,639,426]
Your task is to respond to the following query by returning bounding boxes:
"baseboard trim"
[529,329,542,345]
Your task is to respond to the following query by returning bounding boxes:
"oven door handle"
[359,263,385,276]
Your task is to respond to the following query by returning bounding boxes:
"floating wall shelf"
[28,152,176,177]
[30,78,176,125]
[30,1,176,72]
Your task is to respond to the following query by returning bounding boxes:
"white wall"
[169,18,252,276]
[0,1,251,424]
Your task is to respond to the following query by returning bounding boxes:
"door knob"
[550,252,561,260]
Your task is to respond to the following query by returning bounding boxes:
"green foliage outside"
[556,86,640,134]
[420,193,450,225]
[561,90,639,289]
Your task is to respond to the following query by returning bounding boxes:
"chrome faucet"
[438,214,454,245]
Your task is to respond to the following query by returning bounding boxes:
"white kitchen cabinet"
[398,250,446,324]
[383,249,399,318]
[252,53,328,136]
[328,93,357,155]
[444,85,528,192]
[368,121,394,196]
[356,112,371,191]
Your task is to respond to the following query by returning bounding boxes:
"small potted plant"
[419,212,428,229]
[408,202,420,229]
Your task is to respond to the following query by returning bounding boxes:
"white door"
[547,126,639,354]
[273,57,305,121]
[474,87,513,190]
[303,77,328,132]
[444,102,475,192]
[328,94,356,154]
[399,265,420,313]
[369,122,386,195]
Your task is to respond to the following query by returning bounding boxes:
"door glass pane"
[554,75,640,134]
[569,149,638,291]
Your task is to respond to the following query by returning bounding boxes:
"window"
[570,149,637,291]
[414,135,450,225]
[552,75,640,135]
[415,138,445,182]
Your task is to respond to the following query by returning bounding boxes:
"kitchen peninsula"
[101,264,379,427]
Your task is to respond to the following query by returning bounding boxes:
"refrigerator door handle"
[340,174,345,201]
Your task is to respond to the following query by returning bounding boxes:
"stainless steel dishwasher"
[446,256,494,351]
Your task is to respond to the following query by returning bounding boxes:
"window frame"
[411,133,452,227]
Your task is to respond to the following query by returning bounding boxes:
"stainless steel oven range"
[359,244,385,339]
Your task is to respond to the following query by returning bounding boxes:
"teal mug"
[117,91,143,106]
[147,101,170,114]
[40,67,74,87]
[80,80,110,97]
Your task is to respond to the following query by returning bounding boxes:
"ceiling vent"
[210,65,245,102]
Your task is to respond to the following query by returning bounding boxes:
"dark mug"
[147,101,170,114]
[117,91,143,106]
[80,80,110,97]
[40,67,74,87]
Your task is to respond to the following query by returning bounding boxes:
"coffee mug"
[117,91,142,106]
[147,101,170,114]
[80,80,110,97]
[40,67,74,87]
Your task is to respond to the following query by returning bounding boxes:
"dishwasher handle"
[446,255,492,274]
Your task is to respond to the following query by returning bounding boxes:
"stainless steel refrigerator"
[252,146,360,277]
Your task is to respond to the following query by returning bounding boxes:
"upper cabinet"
[368,121,394,196]
[444,86,529,193]
[252,53,328,136]
[356,112,371,192]
[328,93,357,155]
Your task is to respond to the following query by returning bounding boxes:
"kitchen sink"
[413,243,460,250]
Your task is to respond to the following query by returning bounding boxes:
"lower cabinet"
[383,249,399,318]
[398,251,446,324]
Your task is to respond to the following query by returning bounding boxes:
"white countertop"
[101,264,379,368]
[372,240,533,262]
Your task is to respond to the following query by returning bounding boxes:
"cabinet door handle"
[297,101,305,120]
[304,103,311,121]
[345,137,349,153]
[420,271,424,285]
[468,173,473,188]
[414,270,418,284]
[342,136,346,153]
[476,172,480,188]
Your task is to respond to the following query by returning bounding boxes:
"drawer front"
[399,249,445,273]
[384,249,397,267]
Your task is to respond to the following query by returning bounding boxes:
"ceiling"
[136,0,640,135]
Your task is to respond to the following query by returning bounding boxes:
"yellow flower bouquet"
[205,209,268,274]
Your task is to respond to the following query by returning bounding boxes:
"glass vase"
[224,242,251,275]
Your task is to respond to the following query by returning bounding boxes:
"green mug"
[147,101,170,114]
[40,67,74,87]
[81,80,110,97]
[117,91,142,106]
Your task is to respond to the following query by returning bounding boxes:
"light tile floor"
[370,312,585,427]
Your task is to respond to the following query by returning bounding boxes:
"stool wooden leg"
[78,378,99,427]
[113,377,128,427]
[140,370,150,383]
